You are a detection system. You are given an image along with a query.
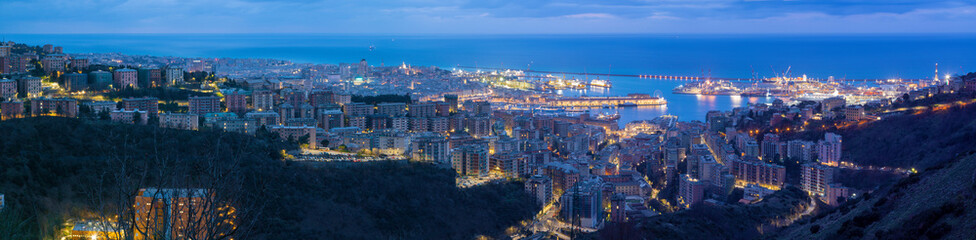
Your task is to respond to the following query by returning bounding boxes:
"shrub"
[809,224,821,234]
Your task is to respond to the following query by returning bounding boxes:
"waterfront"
[8,34,975,121]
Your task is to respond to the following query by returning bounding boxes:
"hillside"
[597,187,811,240]
[786,95,976,169]
[839,101,976,169]
[776,152,976,239]
[0,117,538,239]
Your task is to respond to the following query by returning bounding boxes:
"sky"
[2,0,976,34]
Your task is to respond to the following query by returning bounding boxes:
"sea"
[7,34,976,123]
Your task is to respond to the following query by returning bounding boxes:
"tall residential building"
[435,101,451,116]
[245,111,280,127]
[465,115,492,137]
[411,134,450,164]
[137,68,163,88]
[307,90,331,107]
[164,67,184,85]
[0,57,9,74]
[16,77,42,98]
[409,117,428,132]
[113,69,138,89]
[41,55,65,75]
[818,132,842,165]
[342,102,374,116]
[451,144,490,176]
[376,102,407,117]
[706,110,729,132]
[317,110,344,130]
[225,91,248,115]
[0,79,17,99]
[1,101,25,120]
[31,98,78,117]
[188,96,221,114]
[825,183,851,206]
[408,103,436,118]
[390,117,409,132]
[560,179,605,229]
[277,103,295,122]
[429,117,449,133]
[88,70,113,90]
[844,105,865,121]
[83,101,117,114]
[787,140,816,162]
[331,93,351,105]
[268,125,317,148]
[214,118,258,135]
[122,97,159,117]
[69,58,89,71]
[801,163,836,197]
[730,156,786,188]
[358,59,368,76]
[492,153,528,177]
[444,94,458,113]
[525,175,553,206]
[347,115,367,130]
[678,174,705,208]
[9,56,29,74]
[159,113,200,130]
[664,146,686,169]
[821,96,846,112]
[251,90,274,111]
[64,73,88,92]
[111,109,148,125]
[462,100,492,116]
[761,133,780,160]
[281,89,306,107]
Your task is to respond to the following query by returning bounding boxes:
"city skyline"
[3,2,976,239]
[2,0,976,34]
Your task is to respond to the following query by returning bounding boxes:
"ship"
[618,102,638,107]
[595,111,621,120]
[673,80,740,95]
[590,79,612,88]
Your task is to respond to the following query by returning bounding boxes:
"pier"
[544,94,666,107]
[456,66,924,82]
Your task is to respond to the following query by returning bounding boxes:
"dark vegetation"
[0,117,537,239]
[837,99,976,169]
[780,90,976,169]
[778,152,976,240]
[608,186,810,240]
[774,99,976,239]
[351,94,413,105]
[184,71,216,83]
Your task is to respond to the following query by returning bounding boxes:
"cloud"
[0,0,974,33]
[561,13,618,19]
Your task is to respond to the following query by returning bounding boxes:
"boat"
[595,112,621,120]
[673,80,740,95]
[590,79,612,88]
[618,102,638,107]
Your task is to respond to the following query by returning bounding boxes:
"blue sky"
[2,0,975,34]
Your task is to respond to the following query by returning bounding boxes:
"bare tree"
[84,127,270,240]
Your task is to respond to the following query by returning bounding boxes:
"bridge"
[455,66,923,82]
